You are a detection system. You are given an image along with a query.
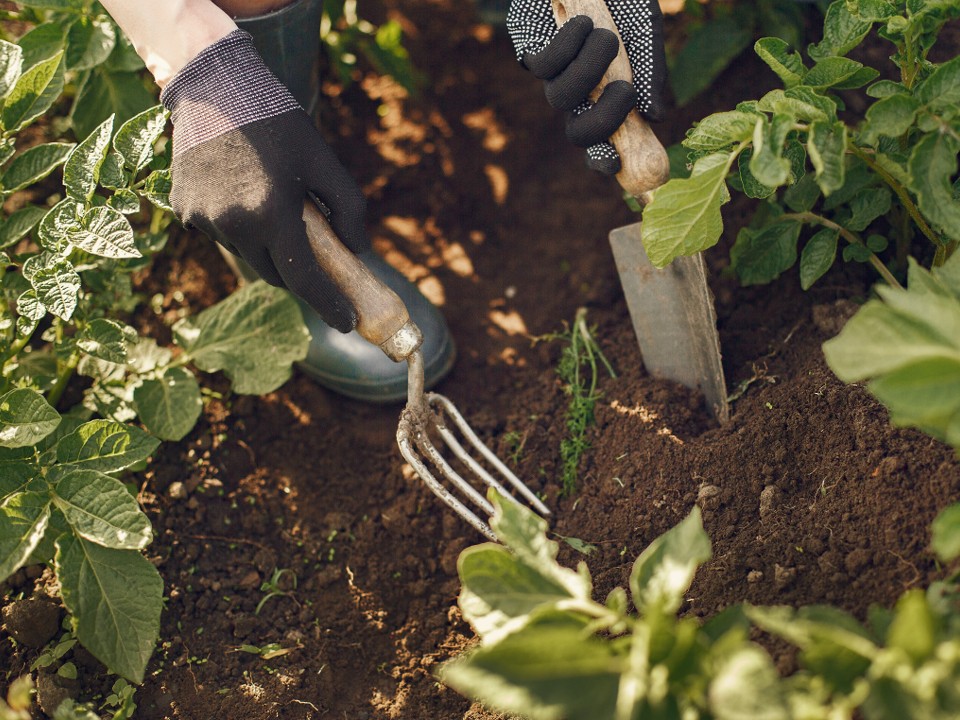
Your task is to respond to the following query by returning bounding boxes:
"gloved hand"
[160,30,368,333]
[507,0,666,175]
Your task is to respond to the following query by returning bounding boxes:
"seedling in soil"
[237,642,299,660]
[255,567,298,615]
[535,307,616,495]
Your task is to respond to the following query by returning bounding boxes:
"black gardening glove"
[507,0,666,174]
[160,30,368,333]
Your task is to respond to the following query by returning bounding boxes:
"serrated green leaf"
[438,614,621,720]
[65,15,116,71]
[809,0,874,60]
[750,114,793,188]
[800,228,838,290]
[861,94,922,145]
[77,318,128,363]
[1,142,74,195]
[808,120,847,195]
[63,114,114,202]
[68,205,138,259]
[804,56,868,89]
[731,221,801,286]
[931,503,960,562]
[849,0,897,22]
[0,388,60,447]
[107,188,140,214]
[710,646,790,720]
[55,533,162,683]
[754,37,806,88]
[56,419,159,474]
[867,79,906,98]
[670,15,753,107]
[738,149,775,199]
[70,69,154,141]
[133,367,201,441]
[31,260,80,320]
[0,490,51,580]
[916,55,960,112]
[908,131,960,242]
[642,151,737,268]
[0,205,47,249]
[630,507,711,615]
[17,288,45,322]
[0,40,23,100]
[141,168,172,211]
[683,111,760,153]
[845,187,892,231]
[2,51,64,133]
[114,105,167,173]
[53,469,152,550]
[172,280,309,394]
[757,88,835,123]
[37,198,81,252]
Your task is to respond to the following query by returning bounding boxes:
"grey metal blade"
[609,222,729,423]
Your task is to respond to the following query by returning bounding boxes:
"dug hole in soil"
[3,0,959,717]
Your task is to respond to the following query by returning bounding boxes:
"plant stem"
[847,143,942,253]
[782,212,904,290]
[1,329,34,372]
[48,352,80,408]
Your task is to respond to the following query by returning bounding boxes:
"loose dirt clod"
[1,596,60,649]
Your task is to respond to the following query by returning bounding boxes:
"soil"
[2,1,960,718]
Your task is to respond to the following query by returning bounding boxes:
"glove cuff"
[160,30,300,155]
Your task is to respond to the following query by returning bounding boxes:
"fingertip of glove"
[586,148,621,176]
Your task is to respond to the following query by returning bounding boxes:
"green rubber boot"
[234,0,456,402]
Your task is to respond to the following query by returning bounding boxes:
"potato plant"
[0,24,309,688]
[443,492,960,720]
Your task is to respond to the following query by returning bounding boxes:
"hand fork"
[303,200,551,540]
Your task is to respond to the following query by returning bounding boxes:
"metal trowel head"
[610,223,729,424]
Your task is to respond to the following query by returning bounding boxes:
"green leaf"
[908,132,960,242]
[0,490,51,580]
[31,260,81,320]
[172,280,309,394]
[709,646,790,720]
[77,318,129,363]
[16,22,65,71]
[754,37,806,88]
[845,187,892,231]
[642,151,736,268]
[800,228,838,290]
[113,105,167,173]
[683,111,760,153]
[915,55,960,112]
[133,367,202,441]
[107,188,140,214]
[63,114,114,202]
[17,288,45,322]
[53,469,152,550]
[804,57,869,89]
[2,51,64,133]
[731,221,801,286]
[783,173,821,212]
[439,614,622,720]
[931,503,960,562]
[68,205,139,258]
[886,589,936,665]
[630,507,711,615]
[867,79,906,98]
[750,114,793,188]
[56,419,159,474]
[861,94,922,145]
[808,0,874,60]
[0,40,23,99]
[141,169,171,211]
[0,205,47,249]
[757,88,834,123]
[0,388,60,447]
[670,15,753,107]
[98,151,126,189]
[70,69,154,141]
[37,198,81,252]
[65,15,116,71]
[55,533,162,683]
[869,356,960,447]
[0,142,74,194]
[833,66,880,90]
[808,121,847,195]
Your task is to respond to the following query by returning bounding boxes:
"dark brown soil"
[3,1,959,718]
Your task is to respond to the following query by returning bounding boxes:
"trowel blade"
[610,222,729,423]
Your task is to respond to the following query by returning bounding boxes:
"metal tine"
[428,393,552,517]
[397,430,497,541]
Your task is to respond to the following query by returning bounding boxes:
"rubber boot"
[231,0,456,402]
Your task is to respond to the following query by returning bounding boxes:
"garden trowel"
[551,0,729,423]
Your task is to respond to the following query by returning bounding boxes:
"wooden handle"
[302,200,417,358]
[551,0,670,200]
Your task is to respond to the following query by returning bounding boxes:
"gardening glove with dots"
[507,0,666,175]
[161,29,369,333]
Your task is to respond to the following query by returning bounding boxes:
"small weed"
[256,568,298,616]
[237,642,299,660]
[502,430,527,465]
